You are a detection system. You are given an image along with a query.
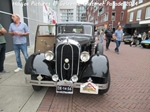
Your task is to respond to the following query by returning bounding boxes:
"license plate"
[56,80,73,94]
[80,82,98,94]
[126,41,129,42]
[145,44,149,46]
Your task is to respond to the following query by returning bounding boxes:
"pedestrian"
[130,30,138,47]
[148,31,150,39]
[104,24,113,51]
[114,25,124,54]
[0,23,8,74]
[8,14,29,72]
[141,32,146,41]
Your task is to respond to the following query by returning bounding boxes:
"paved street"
[0,42,150,112]
[38,42,150,112]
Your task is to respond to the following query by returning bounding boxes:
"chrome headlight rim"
[44,51,54,61]
[71,75,78,82]
[80,51,90,62]
[52,74,59,82]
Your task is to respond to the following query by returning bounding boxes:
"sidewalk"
[0,46,48,112]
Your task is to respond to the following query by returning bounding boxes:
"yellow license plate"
[126,41,129,42]
[145,44,149,46]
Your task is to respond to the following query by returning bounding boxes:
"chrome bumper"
[25,77,108,90]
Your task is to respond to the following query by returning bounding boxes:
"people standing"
[130,30,138,47]
[9,14,29,72]
[104,25,113,51]
[0,23,7,74]
[141,32,146,41]
[114,25,123,54]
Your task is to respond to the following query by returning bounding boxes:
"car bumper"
[25,77,108,90]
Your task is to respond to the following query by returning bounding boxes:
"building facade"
[126,0,150,34]
[0,0,58,52]
[57,0,77,22]
[77,4,86,22]
[86,0,128,31]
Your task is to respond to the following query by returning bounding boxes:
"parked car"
[141,38,150,48]
[123,33,132,44]
[24,22,110,95]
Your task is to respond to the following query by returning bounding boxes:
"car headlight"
[52,74,59,82]
[44,51,54,61]
[71,75,78,82]
[80,51,90,62]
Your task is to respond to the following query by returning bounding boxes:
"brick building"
[126,0,150,35]
[86,0,128,31]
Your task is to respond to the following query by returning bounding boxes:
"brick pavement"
[37,42,150,112]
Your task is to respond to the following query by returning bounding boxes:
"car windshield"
[57,25,92,36]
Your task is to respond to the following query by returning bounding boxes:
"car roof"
[57,21,94,25]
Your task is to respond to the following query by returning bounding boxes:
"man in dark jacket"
[104,24,113,51]
[0,23,7,75]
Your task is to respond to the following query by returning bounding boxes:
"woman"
[130,30,138,47]
[141,32,146,41]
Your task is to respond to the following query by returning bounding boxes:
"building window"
[131,0,135,7]
[104,13,108,22]
[94,5,98,12]
[98,7,104,16]
[112,0,115,10]
[145,7,150,19]
[136,10,142,21]
[95,18,98,24]
[129,12,134,22]
[112,12,116,21]
[122,1,126,10]
[139,0,143,4]
[120,12,124,21]
[60,9,74,22]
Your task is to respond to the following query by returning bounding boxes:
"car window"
[38,25,55,35]
[57,25,92,36]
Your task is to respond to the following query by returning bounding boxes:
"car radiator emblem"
[64,58,70,70]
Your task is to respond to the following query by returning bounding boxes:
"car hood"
[57,36,92,46]
[141,38,150,44]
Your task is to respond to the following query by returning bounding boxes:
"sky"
[77,0,89,4]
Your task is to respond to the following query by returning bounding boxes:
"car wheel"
[31,75,42,91]
[97,43,103,55]
[124,42,127,44]
[99,72,110,95]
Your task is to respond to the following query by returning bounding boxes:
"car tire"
[99,72,110,95]
[31,75,42,91]
[124,42,127,44]
[97,43,103,55]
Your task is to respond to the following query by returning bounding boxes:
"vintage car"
[141,38,150,48]
[123,33,132,44]
[24,22,110,94]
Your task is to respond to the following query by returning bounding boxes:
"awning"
[124,24,132,28]
[132,23,148,27]
[123,23,148,28]
[139,20,150,24]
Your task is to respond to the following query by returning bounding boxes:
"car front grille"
[56,42,80,80]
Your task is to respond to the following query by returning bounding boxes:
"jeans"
[99,36,103,43]
[0,43,6,72]
[14,43,28,68]
[115,40,121,52]
[106,38,111,49]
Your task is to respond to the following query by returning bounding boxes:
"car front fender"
[24,53,54,76]
[81,55,109,79]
